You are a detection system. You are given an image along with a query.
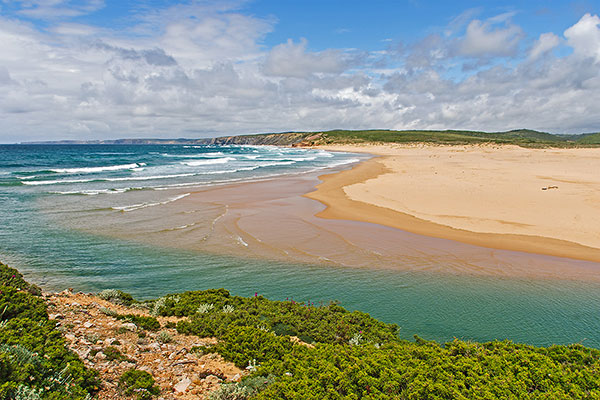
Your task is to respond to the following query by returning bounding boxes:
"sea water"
[1,144,599,348]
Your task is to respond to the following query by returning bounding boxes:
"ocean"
[1,144,599,348]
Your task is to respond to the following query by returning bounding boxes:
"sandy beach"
[307,144,600,263]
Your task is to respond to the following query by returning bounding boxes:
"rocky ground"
[45,289,245,399]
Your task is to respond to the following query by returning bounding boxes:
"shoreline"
[306,144,600,263]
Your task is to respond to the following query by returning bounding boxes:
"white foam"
[22,178,95,185]
[50,163,140,174]
[112,193,190,212]
[22,172,197,185]
[183,157,236,166]
[50,187,142,195]
[258,161,296,167]
[162,152,225,158]
[325,158,361,168]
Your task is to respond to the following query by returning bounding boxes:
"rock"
[204,375,221,385]
[49,313,64,320]
[148,342,161,351]
[65,334,76,341]
[71,302,81,307]
[231,373,241,382]
[119,361,135,369]
[83,321,94,328]
[94,351,106,360]
[173,377,191,393]
[121,322,137,332]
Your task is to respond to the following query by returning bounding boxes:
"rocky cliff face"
[199,132,312,146]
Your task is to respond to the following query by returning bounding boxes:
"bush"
[98,289,134,306]
[119,369,160,400]
[0,263,42,296]
[209,375,276,400]
[157,331,173,343]
[0,263,99,399]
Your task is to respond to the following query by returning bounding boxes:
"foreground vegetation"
[3,263,600,399]
[0,263,99,399]
[149,288,600,399]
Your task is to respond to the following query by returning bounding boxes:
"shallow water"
[1,144,599,347]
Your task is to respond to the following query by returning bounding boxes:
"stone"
[204,375,221,385]
[121,322,137,331]
[83,321,94,328]
[173,377,191,393]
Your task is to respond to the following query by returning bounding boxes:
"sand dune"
[308,144,600,262]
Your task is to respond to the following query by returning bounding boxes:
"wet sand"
[307,144,600,263]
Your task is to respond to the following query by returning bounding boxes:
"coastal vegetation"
[2,263,600,399]
[0,263,99,399]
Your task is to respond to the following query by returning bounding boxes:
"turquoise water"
[1,144,599,348]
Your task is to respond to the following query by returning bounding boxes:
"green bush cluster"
[158,288,600,399]
[0,263,41,296]
[158,289,397,346]
[252,339,600,399]
[209,375,276,400]
[0,263,99,399]
[119,369,160,400]
[98,288,135,306]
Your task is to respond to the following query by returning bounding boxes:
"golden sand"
[306,144,600,263]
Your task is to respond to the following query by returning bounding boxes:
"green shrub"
[0,263,42,295]
[0,286,47,322]
[119,369,160,400]
[100,346,131,362]
[0,263,100,400]
[157,331,173,343]
[98,289,134,306]
[209,375,276,400]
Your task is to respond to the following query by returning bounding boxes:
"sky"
[0,1,599,142]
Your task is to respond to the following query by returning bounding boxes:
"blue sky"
[0,1,599,142]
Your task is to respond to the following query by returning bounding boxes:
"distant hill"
[23,129,600,147]
[575,132,600,145]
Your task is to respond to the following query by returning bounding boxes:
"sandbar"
[307,144,600,263]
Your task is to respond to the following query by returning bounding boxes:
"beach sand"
[307,144,600,263]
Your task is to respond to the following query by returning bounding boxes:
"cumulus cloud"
[0,3,599,143]
[529,32,560,60]
[564,13,600,61]
[263,39,347,78]
[458,17,523,58]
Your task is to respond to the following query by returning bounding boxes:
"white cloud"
[263,39,347,78]
[564,13,600,61]
[458,18,523,58]
[529,32,560,60]
[15,0,105,19]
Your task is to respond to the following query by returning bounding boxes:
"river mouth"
[2,144,600,348]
